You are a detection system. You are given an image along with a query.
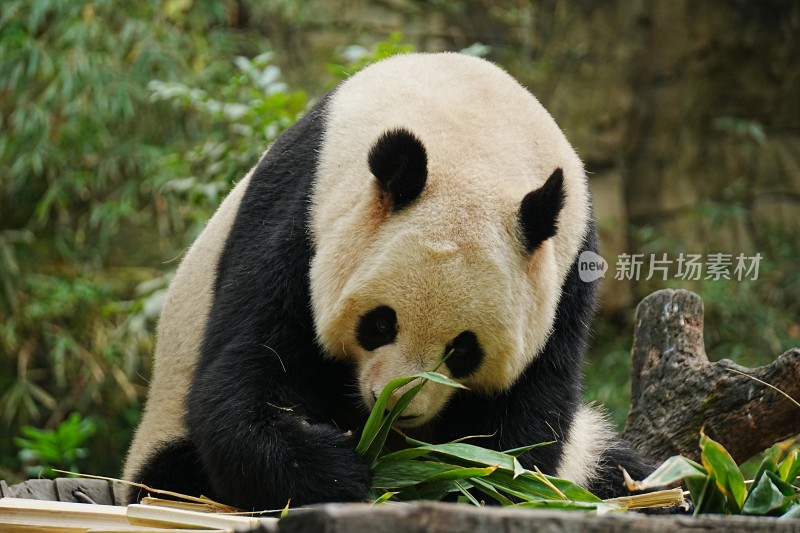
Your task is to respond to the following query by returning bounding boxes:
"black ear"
[518,168,565,253]
[368,128,427,211]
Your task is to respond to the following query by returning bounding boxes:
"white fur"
[123,170,253,480]
[310,53,589,420]
[556,403,617,488]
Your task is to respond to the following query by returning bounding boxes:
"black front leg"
[187,352,371,510]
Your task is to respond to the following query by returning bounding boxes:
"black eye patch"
[445,331,484,378]
[356,306,398,351]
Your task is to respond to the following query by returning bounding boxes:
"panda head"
[309,53,588,427]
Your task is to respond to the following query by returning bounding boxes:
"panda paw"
[279,417,372,504]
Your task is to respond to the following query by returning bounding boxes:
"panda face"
[314,199,563,426]
[337,232,527,426]
[309,53,590,427]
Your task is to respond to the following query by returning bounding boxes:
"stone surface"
[2,482,798,531]
[278,502,800,533]
[0,478,120,505]
[54,477,116,505]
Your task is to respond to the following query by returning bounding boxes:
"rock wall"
[250,0,799,314]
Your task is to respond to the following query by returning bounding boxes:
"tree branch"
[623,289,800,464]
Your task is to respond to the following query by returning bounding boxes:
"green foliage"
[148,52,308,237]
[637,432,800,517]
[359,374,619,511]
[14,413,96,478]
[0,0,232,260]
[0,0,240,481]
[327,32,415,82]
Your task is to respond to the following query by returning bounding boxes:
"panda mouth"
[395,413,427,427]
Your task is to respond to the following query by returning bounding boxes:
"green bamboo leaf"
[690,475,727,516]
[372,460,493,488]
[483,469,600,503]
[782,503,800,519]
[358,371,466,459]
[513,456,525,479]
[637,455,706,489]
[362,382,424,463]
[371,491,398,504]
[762,442,785,467]
[394,485,422,501]
[378,439,518,473]
[479,475,542,503]
[742,470,796,515]
[372,460,455,488]
[509,499,610,511]
[454,480,482,507]
[280,500,290,518]
[469,477,514,506]
[503,442,556,457]
[425,465,498,484]
[536,473,601,502]
[356,375,416,455]
[700,430,746,512]
[778,449,800,484]
[415,479,461,501]
[414,371,468,390]
[753,456,779,490]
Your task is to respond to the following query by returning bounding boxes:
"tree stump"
[623,289,800,464]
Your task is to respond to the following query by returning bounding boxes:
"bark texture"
[623,289,800,464]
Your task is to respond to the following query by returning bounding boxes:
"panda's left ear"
[518,168,565,253]
[368,128,428,211]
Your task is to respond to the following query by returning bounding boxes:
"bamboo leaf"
[356,375,417,455]
[636,455,706,489]
[509,500,611,511]
[414,371,468,390]
[454,480,482,507]
[783,503,800,519]
[362,382,424,463]
[778,449,800,484]
[482,469,600,503]
[378,439,518,473]
[372,460,455,488]
[372,460,494,488]
[503,442,556,457]
[468,477,514,506]
[425,465,498,484]
[742,470,796,515]
[371,492,398,505]
[357,371,467,460]
[700,429,746,512]
[691,475,727,516]
[415,479,461,501]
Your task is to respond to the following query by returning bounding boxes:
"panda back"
[122,169,254,481]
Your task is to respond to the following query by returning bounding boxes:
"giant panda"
[123,52,652,509]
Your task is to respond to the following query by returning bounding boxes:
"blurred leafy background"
[0,0,798,481]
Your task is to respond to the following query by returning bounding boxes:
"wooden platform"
[2,479,798,532]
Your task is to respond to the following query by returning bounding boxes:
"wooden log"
[623,288,800,464]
